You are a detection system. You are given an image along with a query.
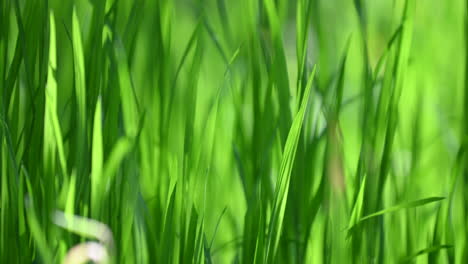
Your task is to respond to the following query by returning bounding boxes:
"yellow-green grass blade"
[91,98,103,218]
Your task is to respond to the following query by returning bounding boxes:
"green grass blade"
[23,169,53,263]
[91,98,103,218]
[72,7,87,137]
[44,11,67,177]
[401,245,453,263]
[102,137,133,191]
[113,36,139,137]
[349,197,445,229]
[265,65,316,261]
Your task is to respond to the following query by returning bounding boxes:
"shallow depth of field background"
[1,0,467,263]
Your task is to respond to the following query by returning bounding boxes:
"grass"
[0,0,467,263]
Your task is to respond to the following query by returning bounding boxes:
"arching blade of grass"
[348,197,445,232]
[400,245,453,263]
[265,65,316,262]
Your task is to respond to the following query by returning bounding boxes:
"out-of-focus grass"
[0,0,467,263]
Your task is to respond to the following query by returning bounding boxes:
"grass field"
[1,0,468,263]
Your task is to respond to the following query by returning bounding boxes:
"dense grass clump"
[1,0,468,263]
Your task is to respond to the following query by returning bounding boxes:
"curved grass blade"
[265,65,316,262]
[347,175,367,239]
[348,197,445,232]
[113,36,139,137]
[401,245,453,263]
[102,137,133,192]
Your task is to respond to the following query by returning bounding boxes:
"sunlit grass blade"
[91,98,103,218]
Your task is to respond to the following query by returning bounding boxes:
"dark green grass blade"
[401,245,453,263]
[161,184,178,263]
